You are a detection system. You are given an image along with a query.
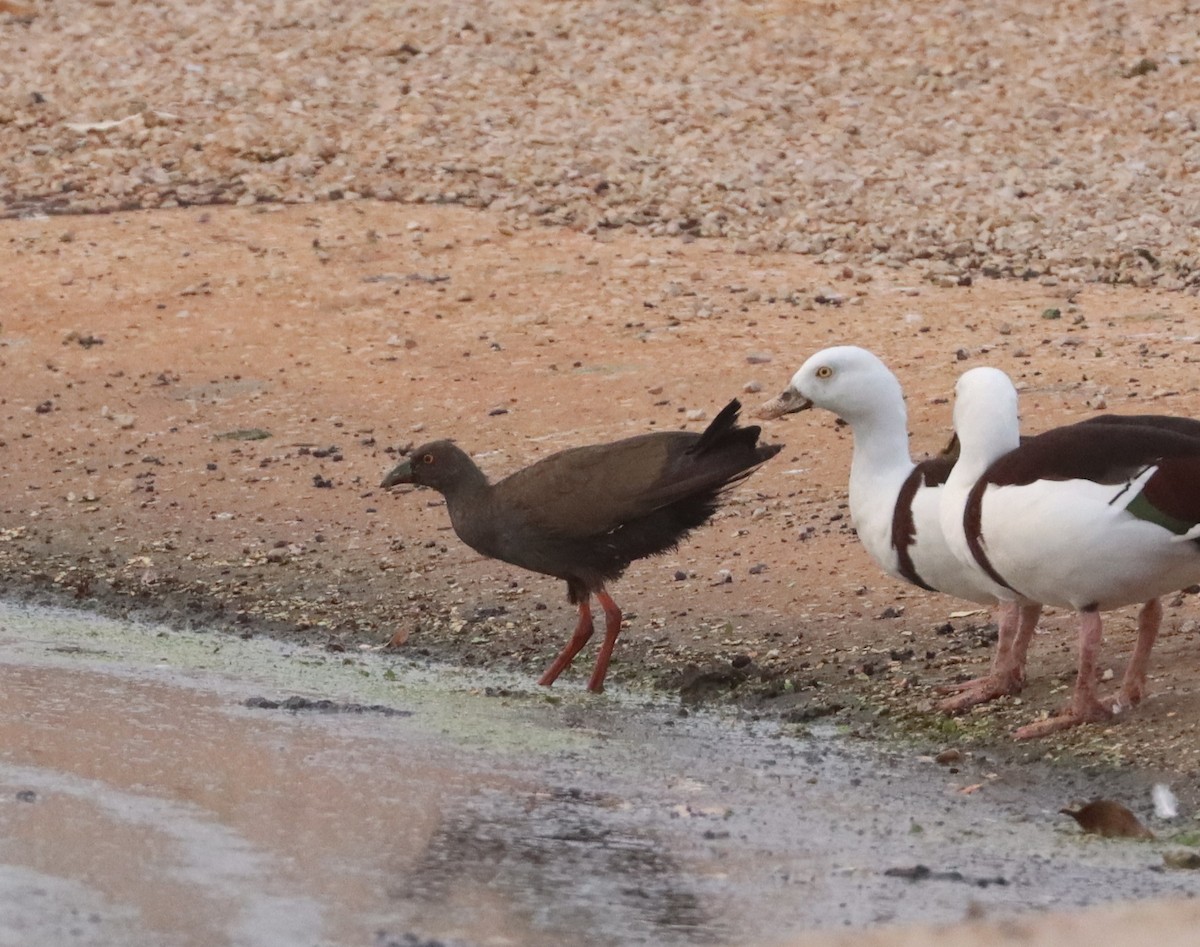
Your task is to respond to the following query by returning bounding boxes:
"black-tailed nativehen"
[381,400,781,692]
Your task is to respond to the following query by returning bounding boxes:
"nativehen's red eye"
[422,453,434,464]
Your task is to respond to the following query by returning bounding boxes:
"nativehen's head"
[380,440,476,493]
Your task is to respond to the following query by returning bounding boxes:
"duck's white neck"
[844,394,916,509]
[948,389,1021,491]
[940,375,1022,575]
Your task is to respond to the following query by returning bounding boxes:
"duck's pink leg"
[1009,603,1040,678]
[1108,598,1161,710]
[939,602,1041,712]
[1014,610,1113,739]
[586,590,624,694]
[538,599,594,687]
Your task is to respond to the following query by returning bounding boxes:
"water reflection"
[0,602,1195,947]
[398,785,717,946]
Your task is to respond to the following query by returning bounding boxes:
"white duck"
[758,346,1042,709]
[941,366,1200,738]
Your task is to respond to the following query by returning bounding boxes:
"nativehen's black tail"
[690,399,779,461]
[570,398,782,582]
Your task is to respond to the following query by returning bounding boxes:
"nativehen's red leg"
[1108,598,1160,710]
[538,599,594,687]
[587,590,624,694]
[1014,610,1113,739]
[939,603,1041,712]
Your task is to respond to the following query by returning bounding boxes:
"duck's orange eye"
[816,365,833,379]
[422,453,434,464]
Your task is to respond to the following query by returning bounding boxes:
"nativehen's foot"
[937,670,1024,713]
[1013,694,1114,740]
[585,590,623,694]
[539,600,595,687]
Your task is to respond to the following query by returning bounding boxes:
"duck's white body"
[942,367,1200,609]
[768,346,1010,603]
[971,471,1199,610]
[760,347,1043,713]
[848,435,1000,603]
[942,367,1200,737]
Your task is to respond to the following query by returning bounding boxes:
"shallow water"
[0,601,1195,947]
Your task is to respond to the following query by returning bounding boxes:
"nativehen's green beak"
[380,459,414,489]
[756,387,812,420]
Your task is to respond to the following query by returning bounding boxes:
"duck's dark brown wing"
[890,454,957,593]
[1083,413,1200,439]
[984,422,1200,488]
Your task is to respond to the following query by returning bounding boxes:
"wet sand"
[0,601,1197,946]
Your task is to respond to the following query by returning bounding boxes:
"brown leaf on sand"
[383,627,411,649]
[0,1,35,16]
[1060,799,1155,839]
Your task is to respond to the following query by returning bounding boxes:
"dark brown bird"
[1060,799,1155,839]
[380,400,781,692]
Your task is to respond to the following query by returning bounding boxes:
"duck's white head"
[758,345,905,428]
[952,366,1021,466]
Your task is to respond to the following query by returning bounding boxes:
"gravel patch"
[1,0,1199,286]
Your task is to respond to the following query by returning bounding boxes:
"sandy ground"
[1,200,1199,795]
[801,898,1200,947]
[4,0,1200,939]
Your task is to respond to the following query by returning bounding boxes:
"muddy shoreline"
[1,599,1198,946]
[2,201,1199,797]
[1,539,1195,816]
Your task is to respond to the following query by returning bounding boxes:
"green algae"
[0,602,607,757]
